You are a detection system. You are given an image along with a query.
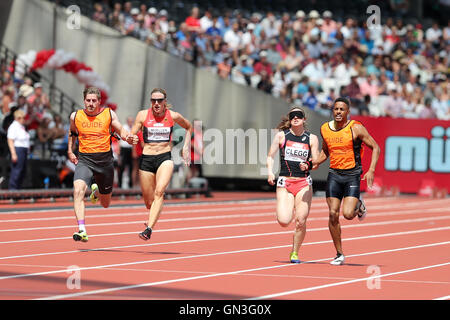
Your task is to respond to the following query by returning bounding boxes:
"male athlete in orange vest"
[315,97,380,265]
[67,87,138,242]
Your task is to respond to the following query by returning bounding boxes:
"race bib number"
[284,140,309,162]
[147,127,171,142]
[277,176,312,187]
[277,177,286,187]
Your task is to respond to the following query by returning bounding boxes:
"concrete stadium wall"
[3,0,331,180]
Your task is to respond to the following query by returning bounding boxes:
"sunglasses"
[289,111,305,120]
[151,98,165,103]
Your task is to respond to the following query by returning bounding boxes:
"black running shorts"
[325,171,361,200]
[139,152,172,174]
[74,159,114,194]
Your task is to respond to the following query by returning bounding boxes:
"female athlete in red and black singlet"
[267,106,319,263]
[130,88,192,241]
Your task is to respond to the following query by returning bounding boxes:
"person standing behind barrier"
[129,88,192,241]
[118,116,134,188]
[314,97,380,265]
[267,107,319,263]
[67,87,136,242]
[7,109,30,190]
[187,119,203,183]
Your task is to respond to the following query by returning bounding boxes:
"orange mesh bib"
[320,120,363,170]
[75,108,112,153]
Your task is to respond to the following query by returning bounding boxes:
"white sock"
[78,220,86,232]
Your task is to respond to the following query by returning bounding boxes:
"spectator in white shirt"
[333,58,356,88]
[340,18,356,39]
[384,88,405,118]
[7,109,30,189]
[223,22,242,61]
[302,57,325,87]
[426,22,443,44]
[158,10,169,34]
[443,20,450,42]
[200,8,213,32]
[432,92,450,120]
[223,22,241,50]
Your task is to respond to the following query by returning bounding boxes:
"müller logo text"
[385,126,450,173]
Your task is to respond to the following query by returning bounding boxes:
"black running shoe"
[139,226,152,240]
[357,197,367,221]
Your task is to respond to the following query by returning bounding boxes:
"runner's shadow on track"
[273,260,330,265]
[0,270,251,299]
[78,249,185,255]
[274,260,384,267]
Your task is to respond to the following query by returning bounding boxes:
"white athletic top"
[7,120,30,148]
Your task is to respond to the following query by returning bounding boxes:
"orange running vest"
[320,120,363,171]
[74,108,112,153]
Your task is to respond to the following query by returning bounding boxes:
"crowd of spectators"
[1,1,449,189]
[91,1,449,120]
[0,60,72,188]
[0,68,69,161]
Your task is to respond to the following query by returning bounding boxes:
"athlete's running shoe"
[290,251,301,264]
[90,183,99,204]
[330,253,345,265]
[356,196,367,221]
[139,225,152,240]
[73,230,88,242]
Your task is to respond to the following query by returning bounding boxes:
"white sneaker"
[330,253,345,265]
[356,196,367,221]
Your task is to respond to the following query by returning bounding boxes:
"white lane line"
[0,211,277,229]
[5,195,415,216]
[434,295,450,300]
[34,241,450,300]
[1,204,449,234]
[0,220,275,235]
[1,226,448,281]
[1,263,450,286]
[247,261,450,300]
[0,204,277,223]
[1,211,449,247]
[0,199,279,215]
[1,198,447,221]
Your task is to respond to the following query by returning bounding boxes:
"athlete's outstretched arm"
[130,111,144,135]
[266,131,283,185]
[312,139,329,169]
[309,133,320,168]
[67,112,78,165]
[354,124,380,188]
[110,110,134,143]
[126,111,146,145]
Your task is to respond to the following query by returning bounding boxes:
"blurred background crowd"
[87,0,449,119]
[0,0,448,190]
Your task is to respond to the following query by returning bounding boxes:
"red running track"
[0,192,449,300]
